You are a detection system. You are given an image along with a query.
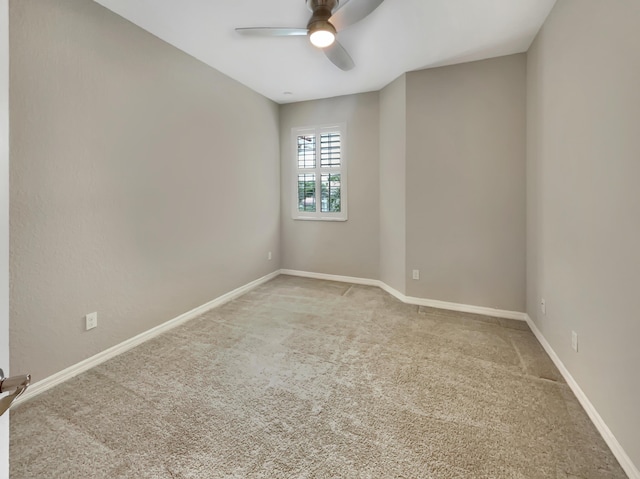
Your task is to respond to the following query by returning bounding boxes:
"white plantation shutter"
[293,124,347,221]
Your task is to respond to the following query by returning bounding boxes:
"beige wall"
[527,0,640,469]
[379,75,406,293]
[279,93,379,279]
[405,55,526,311]
[1,0,8,472]
[9,0,280,382]
[281,57,526,312]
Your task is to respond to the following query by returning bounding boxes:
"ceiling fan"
[235,0,385,71]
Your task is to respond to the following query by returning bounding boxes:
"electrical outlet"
[412,270,420,280]
[85,312,98,331]
[541,298,546,315]
[268,251,272,260]
[571,331,578,352]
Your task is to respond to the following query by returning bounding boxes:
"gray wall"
[405,55,526,312]
[279,93,379,279]
[527,0,640,468]
[379,75,406,294]
[281,56,526,313]
[9,0,280,382]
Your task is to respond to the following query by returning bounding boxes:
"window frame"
[291,123,348,222]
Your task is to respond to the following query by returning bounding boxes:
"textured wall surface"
[1,0,9,474]
[280,93,380,280]
[379,75,406,294]
[9,0,280,382]
[405,55,526,312]
[527,0,640,470]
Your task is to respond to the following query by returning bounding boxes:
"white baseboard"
[525,314,639,479]
[279,269,380,287]
[406,295,527,321]
[14,270,280,406]
[281,269,527,321]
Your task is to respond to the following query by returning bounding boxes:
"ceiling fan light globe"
[310,29,335,48]
[307,19,337,48]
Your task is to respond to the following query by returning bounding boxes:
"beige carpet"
[10,275,626,478]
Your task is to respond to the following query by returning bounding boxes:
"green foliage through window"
[298,174,316,212]
[321,174,341,212]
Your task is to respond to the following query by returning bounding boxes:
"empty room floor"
[10,275,626,478]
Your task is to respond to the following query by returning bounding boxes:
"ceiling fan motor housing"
[306,0,338,30]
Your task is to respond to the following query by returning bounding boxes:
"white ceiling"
[94,0,556,104]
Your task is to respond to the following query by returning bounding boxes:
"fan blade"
[324,41,355,71]
[330,0,385,31]
[235,27,308,37]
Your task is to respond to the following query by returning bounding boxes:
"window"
[292,124,347,221]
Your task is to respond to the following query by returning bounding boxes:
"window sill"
[293,216,348,222]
